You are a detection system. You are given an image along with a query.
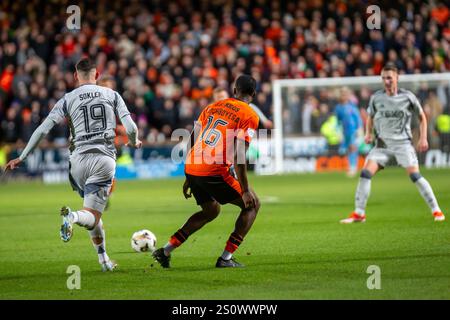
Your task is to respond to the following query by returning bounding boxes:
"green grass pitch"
[0,168,449,299]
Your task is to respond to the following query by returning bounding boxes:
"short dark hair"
[382,63,398,73]
[234,74,256,96]
[76,58,96,74]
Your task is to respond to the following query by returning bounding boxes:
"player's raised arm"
[5,98,66,171]
[114,92,142,149]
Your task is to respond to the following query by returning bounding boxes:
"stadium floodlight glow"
[272,72,450,174]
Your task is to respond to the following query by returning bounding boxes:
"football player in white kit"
[341,63,445,223]
[6,58,142,271]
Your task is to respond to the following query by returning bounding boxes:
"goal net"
[255,73,450,175]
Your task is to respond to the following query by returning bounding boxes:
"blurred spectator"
[302,96,319,134]
[320,114,341,155]
[431,2,450,26]
[0,142,9,171]
[1,107,20,143]
[312,103,331,133]
[435,108,450,153]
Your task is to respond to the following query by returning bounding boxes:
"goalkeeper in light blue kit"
[340,63,445,224]
[6,58,142,271]
[335,87,363,177]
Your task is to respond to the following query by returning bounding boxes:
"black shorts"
[186,173,242,205]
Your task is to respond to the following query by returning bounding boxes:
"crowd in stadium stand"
[0,0,449,148]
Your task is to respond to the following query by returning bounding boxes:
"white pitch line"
[260,196,280,203]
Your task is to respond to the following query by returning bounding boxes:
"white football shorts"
[69,152,116,212]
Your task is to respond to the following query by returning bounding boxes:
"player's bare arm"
[417,111,429,153]
[122,114,142,149]
[234,138,256,209]
[5,158,22,171]
[128,139,143,149]
[364,116,374,144]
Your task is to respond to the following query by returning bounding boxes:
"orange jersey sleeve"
[185,98,259,176]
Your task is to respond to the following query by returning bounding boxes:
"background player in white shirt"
[341,63,445,223]
[6,58,142,271]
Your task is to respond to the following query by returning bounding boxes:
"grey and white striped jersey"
[47,84,131,158]
[367,88,423,142]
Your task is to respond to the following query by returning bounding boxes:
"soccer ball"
[131,230,157,253]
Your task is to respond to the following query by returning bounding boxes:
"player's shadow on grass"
[167,266,229,272]
[112,251,140,255]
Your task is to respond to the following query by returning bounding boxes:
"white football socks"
[220,250,233,260]
[70,210,96,229]
[414,177,441,213]
[354,176,371,215]
[88,219,109,264]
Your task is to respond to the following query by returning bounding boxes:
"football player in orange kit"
[153,75,261,268]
